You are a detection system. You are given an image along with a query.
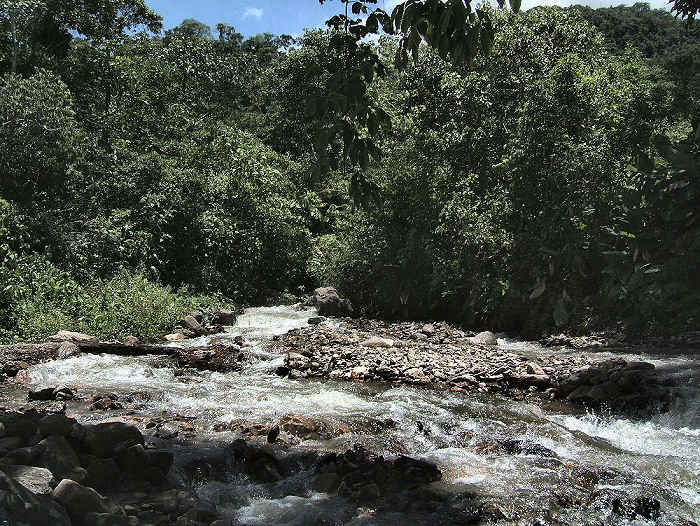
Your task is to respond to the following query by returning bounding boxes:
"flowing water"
[26,306,700,525]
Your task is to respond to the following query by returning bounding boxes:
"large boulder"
[82,422,144,458]
[308,287,354,317]
[212,309,237,326]
[1,464,54,494]
[52,479,117,518]
[467,331,498,346]
[0,469,71,525]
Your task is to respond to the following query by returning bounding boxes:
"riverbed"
[23,306,700,525]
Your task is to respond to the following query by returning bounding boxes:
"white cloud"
[242,7,264,21]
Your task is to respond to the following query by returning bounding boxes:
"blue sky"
[144,0,672,38]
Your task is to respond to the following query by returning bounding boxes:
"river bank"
[1,305,699,525]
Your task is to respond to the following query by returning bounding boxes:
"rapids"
[26,306,700,525]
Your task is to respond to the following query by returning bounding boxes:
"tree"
[164,18,212,41]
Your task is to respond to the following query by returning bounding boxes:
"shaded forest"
[1,0,698,342]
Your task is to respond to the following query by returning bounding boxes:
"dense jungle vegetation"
[0,0,698,342]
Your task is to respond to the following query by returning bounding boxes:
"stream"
[25,306,700,525]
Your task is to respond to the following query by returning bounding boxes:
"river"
[26,305,700,525]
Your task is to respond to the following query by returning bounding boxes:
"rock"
[212,309,237,326]
[83,422,145,457]
[0,436,24,450]
[308,316,326,325]
[182,315,207,336]
[48,331,99,344]
[155,423,179,439]
[123,335,139,346]
[91,395,124,411]
[0,470,71,525]
[41,435,86,482]
[38,414,74,437]
[52,479,116,517]
[360,337,394,348]
[56,341,81,359]
[279,414,327,440]
[117,444,151,474]
[3,361,29,376]
[3,417,38,439]
[421,324,435,335]
[314,471,341,493]
[53,385,76,401]
[526,362,546,376]
[29,387,56,401]
[165,333,187,342]
[2,464,54,494]
[147,450,174,473]
[86,457,121,489]
[13,369,30,383]
[467,331,498,346]
[84,513,139,526]
[404,367,431,385]
[309,287,354,317]
[267,425,280,444]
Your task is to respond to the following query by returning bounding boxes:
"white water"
[27,306,700,525]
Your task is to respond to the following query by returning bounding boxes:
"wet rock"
[279,414,329,440]
[3,361,29,377]
[29,387,56,401]
[53,385,76,401]
[148,450,174,473]
[91,393,124,411]
[308,316,326,325]
[182,315,207,336]
[165,333,187,342]
[56,341,81,359]
[634,496,661,520]
[83,422,145,457]
[314,471,342,493]
[267,425,280,444]
[155,423,179,439]
[2,464,54,494]
[52,479,117,518]
[212,309,237,326]
[48,331,99,344]
[498,439,558,458]
[13,368,30,383]
[175,346,244,373]
[275,365,290,377]
[308,287,354,317]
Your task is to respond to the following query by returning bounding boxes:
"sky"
[143,0,673,38]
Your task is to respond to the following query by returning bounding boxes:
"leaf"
[529,279,546,299]
[510,0,522,13]
[360,147,370,171]
[636,152,654,173]
[352,2,363,15]
[553,298,568,327]
[621,188,641,209]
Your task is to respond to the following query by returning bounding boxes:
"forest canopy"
[0,0,698,342]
